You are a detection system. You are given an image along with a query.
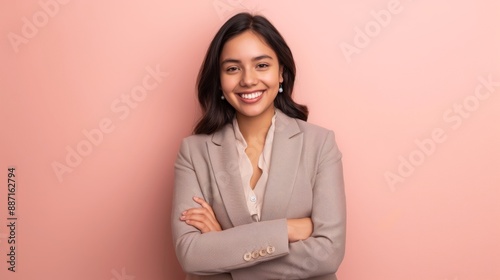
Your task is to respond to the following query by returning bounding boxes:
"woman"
[172,12,346,280]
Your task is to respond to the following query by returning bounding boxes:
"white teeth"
[241,91,263,100]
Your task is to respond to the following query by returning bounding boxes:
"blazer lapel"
[261,110,303,221]
[207,123,254,227]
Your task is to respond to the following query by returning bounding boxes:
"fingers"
[184,199,217,224]
[183,219,212,233]
[192,196,216,218]
[180,197,222,233]
[181,213,218,233]
[180,210,221,233]
[287,217,314,242]
[180,208,216,224]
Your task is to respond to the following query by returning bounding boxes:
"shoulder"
[293,118,342,161]
[276,112,340,155]
[281,113,335,142]
[178,122,233,151]
[297,119,338,149]
[181,133,212,145]
[175,133,215,167]
[179,134,212,152]
[275,109,337,145]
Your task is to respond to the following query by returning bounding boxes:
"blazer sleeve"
[171,138,290,275]
[230,131,347,280]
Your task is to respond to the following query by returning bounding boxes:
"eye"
[226,66,239,73]
[256,63,269,69]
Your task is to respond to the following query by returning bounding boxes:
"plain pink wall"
[1,1,499,279]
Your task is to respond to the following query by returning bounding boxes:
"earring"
[221,95,225,100]
[278,84,283,93]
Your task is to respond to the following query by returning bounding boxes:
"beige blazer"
[171,109,346,280]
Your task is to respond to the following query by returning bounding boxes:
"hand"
[180,196,222,233]
[287,218,313,242]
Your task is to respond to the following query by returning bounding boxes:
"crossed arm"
[180,196,313,242]
[172,131,346,278]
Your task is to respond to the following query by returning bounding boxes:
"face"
[219,30,283,119]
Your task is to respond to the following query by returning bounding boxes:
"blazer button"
[259,249,267,257]
[251,250,260,259]
[243,252,252,261]
[266,245,276,254]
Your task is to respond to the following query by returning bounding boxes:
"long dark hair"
[194,12,308,135]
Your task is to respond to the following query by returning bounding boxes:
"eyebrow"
[220,55,274,65]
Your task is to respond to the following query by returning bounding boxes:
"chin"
[237,105,274,118]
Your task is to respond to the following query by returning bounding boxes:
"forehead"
[220,30,277,61]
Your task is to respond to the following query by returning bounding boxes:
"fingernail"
[182,211,186,215]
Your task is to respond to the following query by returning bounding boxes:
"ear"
[279,65,284,83]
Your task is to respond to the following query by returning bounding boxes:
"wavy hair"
[194,12,308,135]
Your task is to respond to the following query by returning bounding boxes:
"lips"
[235,90,265,104]
[239,90,263,100]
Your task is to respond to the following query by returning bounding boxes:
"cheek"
[220,75,238,92]
[262,71,281,85]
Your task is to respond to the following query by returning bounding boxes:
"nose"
[239,69,258,87]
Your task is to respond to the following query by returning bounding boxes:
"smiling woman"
[219,31,282,120]
[171,12,346,280]
[193,13,308,135]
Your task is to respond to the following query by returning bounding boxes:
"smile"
[238,90,264,100]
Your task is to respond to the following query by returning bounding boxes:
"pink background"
[1,1,499,279]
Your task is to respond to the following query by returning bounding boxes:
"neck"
[236,107,275,143]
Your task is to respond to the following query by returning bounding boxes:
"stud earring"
[278,84,283,93]
[221,95,225,100]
